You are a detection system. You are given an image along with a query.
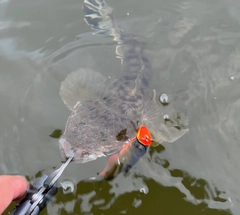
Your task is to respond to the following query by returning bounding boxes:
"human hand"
[0,175,28,214]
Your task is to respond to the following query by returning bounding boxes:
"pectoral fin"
[60,68,107,110]
[142,104,188,146]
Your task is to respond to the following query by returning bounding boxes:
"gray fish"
[59,0,188,163]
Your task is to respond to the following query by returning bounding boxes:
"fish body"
[59,0,188,164]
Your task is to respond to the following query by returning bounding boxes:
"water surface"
[1,0,240,214]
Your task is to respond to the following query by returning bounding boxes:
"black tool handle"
[10,175,57,215]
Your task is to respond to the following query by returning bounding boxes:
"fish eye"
[82,151,89,157]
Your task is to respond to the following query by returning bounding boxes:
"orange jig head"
[136,126,153,146]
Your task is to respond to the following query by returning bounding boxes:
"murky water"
[1,0,240,214]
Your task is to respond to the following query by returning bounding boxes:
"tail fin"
[83,0,122,41]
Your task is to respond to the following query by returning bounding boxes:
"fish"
[59,0,188,164]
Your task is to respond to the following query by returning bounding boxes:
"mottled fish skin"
[104,42,153,118]
[59,0,188,163]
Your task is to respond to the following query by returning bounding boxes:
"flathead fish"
[59,0,188,163]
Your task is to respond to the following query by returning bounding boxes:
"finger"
[0,175,28,214]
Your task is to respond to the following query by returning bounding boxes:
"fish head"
[59,95,138,164]
[59,138,98,163]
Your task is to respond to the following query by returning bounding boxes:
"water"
[1,0,240,214]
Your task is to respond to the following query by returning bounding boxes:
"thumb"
[0,175,28,214]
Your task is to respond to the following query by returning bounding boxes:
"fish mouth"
[59,138,97,163]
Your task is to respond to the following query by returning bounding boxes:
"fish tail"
[83,0,152,85]
[83,0,122,41]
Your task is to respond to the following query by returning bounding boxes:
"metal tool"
[10,151,75,215]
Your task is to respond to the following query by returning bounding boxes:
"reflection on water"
[1,0,240,214]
